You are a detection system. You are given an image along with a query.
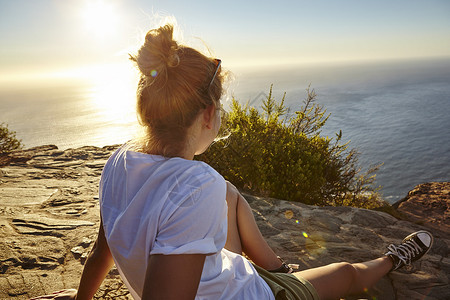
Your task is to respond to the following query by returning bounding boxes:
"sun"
[81,0,118,36]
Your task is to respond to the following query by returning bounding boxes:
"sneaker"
[385,230,433,271]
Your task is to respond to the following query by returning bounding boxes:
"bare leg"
[223,183,428,299]
[294,256,393,300]
[224,181,282,270]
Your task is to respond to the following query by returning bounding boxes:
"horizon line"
[1,54,450,87]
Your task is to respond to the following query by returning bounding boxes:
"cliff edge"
[394,182,449,236]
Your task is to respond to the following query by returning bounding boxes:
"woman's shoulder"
[171,158,225,188]
[104,144,225,188]
[157,159,226,210]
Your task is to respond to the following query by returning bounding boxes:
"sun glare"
[83,64,138,123]
[81,0,118,36]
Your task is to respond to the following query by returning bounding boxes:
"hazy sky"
[1,0,449,81]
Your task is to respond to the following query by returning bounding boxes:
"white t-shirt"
[99,146,274,300]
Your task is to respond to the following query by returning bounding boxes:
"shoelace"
[387,239,423,266]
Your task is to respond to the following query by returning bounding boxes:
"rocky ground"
[394,182,449,236]
[0,145,449,300]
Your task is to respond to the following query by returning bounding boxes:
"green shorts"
[253,264,320,300]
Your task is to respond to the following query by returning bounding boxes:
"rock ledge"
[1,145,448,300]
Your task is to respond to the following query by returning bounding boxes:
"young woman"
[32,24,433,300]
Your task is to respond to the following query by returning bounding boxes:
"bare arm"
[142,254,206,300]
[75,219,114,300]
[224,181,282,270]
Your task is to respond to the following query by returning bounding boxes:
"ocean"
[1,57,449,203]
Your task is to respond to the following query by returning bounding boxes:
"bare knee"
[337,262,357,277]
[335,262,370,295]
[336,262,358,291]
[297,262,359,300]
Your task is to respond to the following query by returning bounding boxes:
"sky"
[1,0,449,83]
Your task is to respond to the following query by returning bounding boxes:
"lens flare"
[302,232,308,238]
[150,70,158,77]
[295,220,299,224]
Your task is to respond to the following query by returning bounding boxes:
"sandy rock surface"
[0,145,449,300]
[394,182,449,235]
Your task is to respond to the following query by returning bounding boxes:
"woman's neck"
[137,140,195,160]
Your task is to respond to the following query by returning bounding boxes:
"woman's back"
[100,146,274,299]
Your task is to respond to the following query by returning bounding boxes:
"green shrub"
[0,123,23,154]
[197,85,384,208]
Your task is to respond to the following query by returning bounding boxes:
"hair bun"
[131,24,180,77]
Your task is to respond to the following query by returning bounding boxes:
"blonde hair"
[129,24,224,157]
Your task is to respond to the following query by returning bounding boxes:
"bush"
[197,85,384,208]
[0,123,23,154]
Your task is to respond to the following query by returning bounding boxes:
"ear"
[202,105,216,129]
